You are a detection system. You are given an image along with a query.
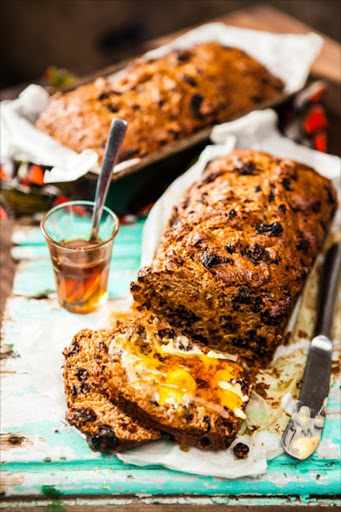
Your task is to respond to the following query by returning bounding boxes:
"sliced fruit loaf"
[94,311,253,451]
[63,328,161,452]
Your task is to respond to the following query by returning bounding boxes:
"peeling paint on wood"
[0,472,24,494]
[0,222,340,506]
[0,433,33,452]
[0,360,15,377]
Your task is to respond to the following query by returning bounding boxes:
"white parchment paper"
[0,23,322,183]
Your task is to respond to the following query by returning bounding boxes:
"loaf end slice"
[63,329,161,452]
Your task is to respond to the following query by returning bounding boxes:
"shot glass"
[41,201,119,314]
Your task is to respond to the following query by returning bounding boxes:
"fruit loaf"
[131,150,337,363]
[36,43,284,164]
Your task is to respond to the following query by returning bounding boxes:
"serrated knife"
[281,242,341,460]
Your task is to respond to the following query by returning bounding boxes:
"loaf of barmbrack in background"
[1,24,322,183]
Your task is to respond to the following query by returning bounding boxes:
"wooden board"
[1,221,340,509]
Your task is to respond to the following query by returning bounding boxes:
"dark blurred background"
[1,0,340,90]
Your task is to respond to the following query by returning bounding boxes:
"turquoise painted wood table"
[1,220,340,510]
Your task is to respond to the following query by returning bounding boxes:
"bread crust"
[36,43,284,164]
[63,328,161,452]
[131,150,337,363]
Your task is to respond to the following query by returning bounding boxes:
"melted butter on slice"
[292,436,319,460]
[160,338,203,357]
[233,407,247,420]
[119,351,144,383]
[109,333,128,355]
[109,329,247,418]
[120,350,166,385]
[217,380,249,411]
[207,350,238,361]
[159,369,197,406]
[160,338,238,362]
[218,381,243,398]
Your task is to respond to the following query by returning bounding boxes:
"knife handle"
[314,243,341,338]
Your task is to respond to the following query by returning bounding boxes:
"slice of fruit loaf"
[63,329,161,452]
[94,311,253,451]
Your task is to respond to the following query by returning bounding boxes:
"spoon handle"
[91,118,127,240]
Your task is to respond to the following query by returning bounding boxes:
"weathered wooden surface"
[0,219,15,323]
[1,221,340,509]
[1,5,341,507]
[1,498,340,512]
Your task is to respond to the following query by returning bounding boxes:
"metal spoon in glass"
[90,118,128,241]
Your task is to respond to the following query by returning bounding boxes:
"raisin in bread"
[36,43,284,164]
[63,329,161,452]
[131,150,337,363]
[94,311,252,451]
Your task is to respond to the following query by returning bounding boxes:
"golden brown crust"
[35,43,284,164]
[131,150,337,364]
[94,311,252,451]
[63,329,161,452]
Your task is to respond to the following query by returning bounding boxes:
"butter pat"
[233,407,247,420]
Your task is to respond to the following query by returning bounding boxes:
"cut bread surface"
[95,311,252,451]
[63,328,161,452]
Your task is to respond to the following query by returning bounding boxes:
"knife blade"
[281,242,341,460]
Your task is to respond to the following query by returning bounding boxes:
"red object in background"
[0,161,15,181]
[0,197,12,220]
[309,87,326,104]
[28,165,45,185]
[0,165,8,181]
[294,80,327,110]
[0,204,9,220]
[303,105,328,135]
[50,195,88,217]
[313,131,328,153]
[53,195,70,207]
[18,164,45,186]
[282,80,329,153]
